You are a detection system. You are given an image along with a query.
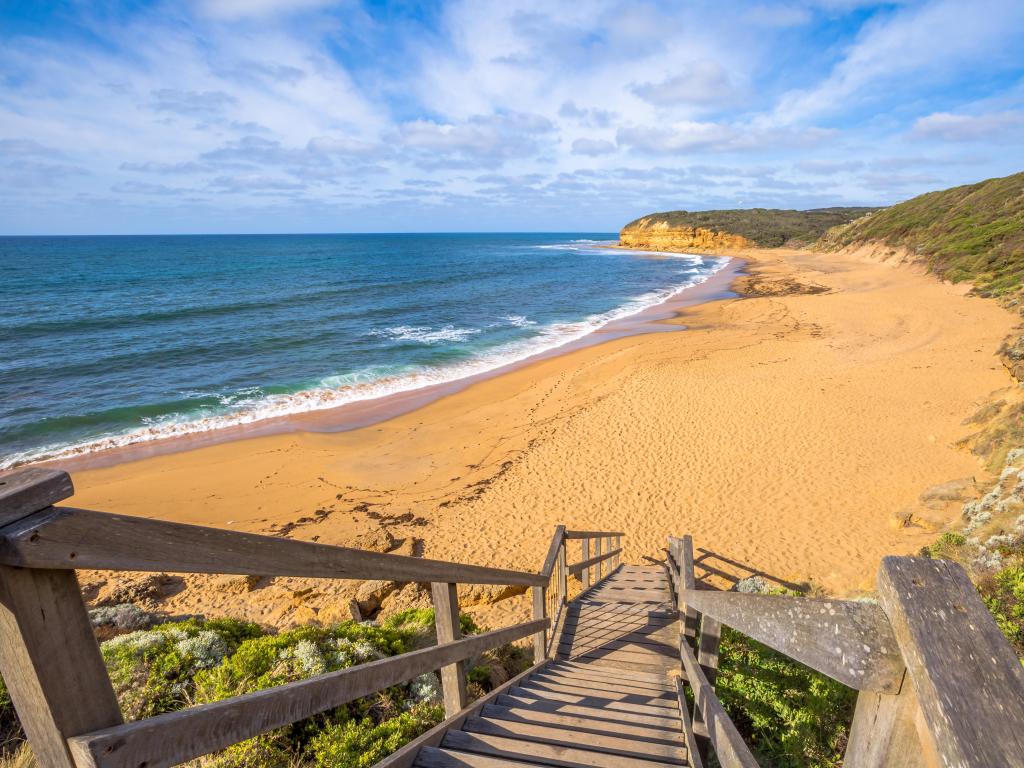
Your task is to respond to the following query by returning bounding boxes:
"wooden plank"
[679,639,760,768]
[518,680,678,709]
[539,525,566,578]
[566,548,622,577]
[432,582,468,717]
[0,566,122,768]
[556,542,567,606]
[69,619,546,768]
[692,614,722,764]
[0,506,545,586]
[530,586,546,662]
[876,556,1024,766]
[527,672,677,699]
[676,677,704,768]
[507,686,677,717]
[683,589,905,694]
[378,661,548,768]
[0,468,74,527]
[563,530,625,540]
[415,747,542,768]
[463,715,689,764]
[679,536,699,646]
[580,539,591,589]
[480,703,683,745]
[496,694,681,730]
[844,684,929,768]
[441,729,682,768]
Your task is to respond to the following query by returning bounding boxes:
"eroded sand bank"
[65,246,1018,624]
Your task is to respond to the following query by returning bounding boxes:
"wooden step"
[512,684,679,716]
[480,704,684,745]
[495,694,682,731]
[441,729,685,768]
[526,671,678,700]
[534,668,675,694]
[416,746,550,767]
[548,660,676,686]
[556,655,676,675]
[463,715,689,765]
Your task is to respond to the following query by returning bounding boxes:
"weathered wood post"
[872,556,1024,766]
[594,536,603,582]
[679,535,699,646]
[0,469,124,768]
[530,585,547,663]
[692,614,722,764]
[430,582,468,717]
[580,538,591,590]
[615,535,622,569]
[557,541,568,606]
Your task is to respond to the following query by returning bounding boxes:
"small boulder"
[378,582,433,621]
[919,477,977,509]
[96,573,183,607]
[355,579,398,615]
[214,574,263,594]
[458,584,528,607]
[346,528,397,553]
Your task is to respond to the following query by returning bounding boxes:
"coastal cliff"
[620,218,752,250]
[620,206,876,249]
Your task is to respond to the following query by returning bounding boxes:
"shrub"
[716,628,857,767]
[977,565,1024,656]
[921,532,967,559]
[306,705,443,768]
[101,618,262,720]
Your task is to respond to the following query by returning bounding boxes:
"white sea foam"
[1,252,728,469]
[503,314,537,327]
[370,324,481,344]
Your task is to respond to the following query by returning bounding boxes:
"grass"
[818,171,1024,296]
[622,207,877,247]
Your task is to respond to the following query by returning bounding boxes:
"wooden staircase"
[415,565,691,767]
[0,468,1021,768]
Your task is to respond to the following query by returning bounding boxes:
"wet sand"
[64,245,1017,623]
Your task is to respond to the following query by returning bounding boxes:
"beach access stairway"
[0,468,1022,768]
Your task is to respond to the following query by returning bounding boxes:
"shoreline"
[59,243,1019,628]
[36,254,743,472]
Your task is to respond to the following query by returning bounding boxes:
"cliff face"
[620,217,752,251]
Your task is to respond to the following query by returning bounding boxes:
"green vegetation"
[715,597,857,767]
[819,172,1024,296]
[623,207,877,247]
[0,607,527,768]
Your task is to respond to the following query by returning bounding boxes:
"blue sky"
[1,0,1023,234]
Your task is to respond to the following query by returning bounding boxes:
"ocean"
[0,233,727,468]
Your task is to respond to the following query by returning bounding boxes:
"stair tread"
[442,729,686,768]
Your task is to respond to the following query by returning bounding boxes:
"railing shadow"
[693,547,809,593]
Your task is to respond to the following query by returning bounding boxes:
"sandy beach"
[64,245,1018,625]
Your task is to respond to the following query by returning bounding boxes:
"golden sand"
[67,246,1017,620]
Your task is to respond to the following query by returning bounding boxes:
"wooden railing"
[0,467,625,768]
[665,534,1024,768]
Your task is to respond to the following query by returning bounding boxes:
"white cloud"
[910,111,1024,142]
[571,138,617,156]
[771,0,1024,125]
[631,61,736,107]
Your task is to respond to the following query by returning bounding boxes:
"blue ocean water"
[0,234,726,467]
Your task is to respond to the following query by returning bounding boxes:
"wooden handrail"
[679,636,760,767]
[539,525,566,578]
[0,468,618,768]
[0,505,546,587]
[566,548,622,577]
[681,590,905,693]
[669,533,1024,768]
[68,619,547,768]
[563,529,624,540]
